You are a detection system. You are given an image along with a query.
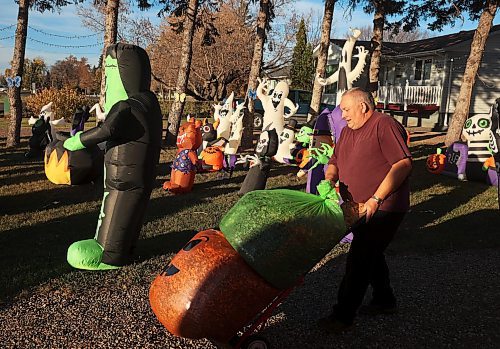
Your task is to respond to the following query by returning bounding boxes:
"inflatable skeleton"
[316,28,369,105]
[257,78,298,134]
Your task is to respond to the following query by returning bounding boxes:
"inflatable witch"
[64,43,162,270]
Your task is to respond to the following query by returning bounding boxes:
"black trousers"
[332,210,406,325]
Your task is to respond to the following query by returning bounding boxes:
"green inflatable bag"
[220,185,346,289]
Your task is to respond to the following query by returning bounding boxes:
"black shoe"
[358,302,398,316]
[317,316,353,334]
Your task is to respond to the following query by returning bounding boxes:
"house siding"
[440,30,500,116]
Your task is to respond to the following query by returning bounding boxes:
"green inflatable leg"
[67,239,120,271]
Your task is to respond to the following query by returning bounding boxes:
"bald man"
[319,87,412,333]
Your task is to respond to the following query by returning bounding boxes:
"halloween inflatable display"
[257,78,298,134]
[149,229,282,343]
[274,119,298,164]
[215,92,235,141]
[237,128,279,196]
[149,184,346,345]
[25,102,68,158]
[64,43,162,270]
[44,107,103,185]
[224,102,246,174]
[462,107,497,185]
[306,107,346,194]
[488,98,500,207]
[316,28,369,105]
[426,148,447,174]
[163,117,202,194]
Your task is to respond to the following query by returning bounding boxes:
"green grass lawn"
[0,128,498,304]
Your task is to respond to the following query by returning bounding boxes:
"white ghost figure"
[225,102,246,155]
[316,28,369,105]
[257,79,298,135]
[462,112,493,164]
[28,101,67,141]
[274,124,296,163]
[215,92,235,141]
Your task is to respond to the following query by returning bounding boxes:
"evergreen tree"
[290,18,315,90]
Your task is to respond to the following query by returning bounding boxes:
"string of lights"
[0,35,15,40]
[28,25,101,38]
[0,24,15,31]
[28,37,103,48]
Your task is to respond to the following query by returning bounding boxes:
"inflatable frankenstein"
[64,43,162,270]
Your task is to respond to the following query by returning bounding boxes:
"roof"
[331,24,500,57]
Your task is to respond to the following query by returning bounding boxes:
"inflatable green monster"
[64,44,162,270]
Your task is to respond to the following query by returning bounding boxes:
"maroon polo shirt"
[329,111,411,212]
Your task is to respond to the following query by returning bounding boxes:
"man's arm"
[365,157,412,221]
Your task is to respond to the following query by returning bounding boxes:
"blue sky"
[1,0,499,74]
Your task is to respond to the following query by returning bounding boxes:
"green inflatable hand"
[63,131,85,151]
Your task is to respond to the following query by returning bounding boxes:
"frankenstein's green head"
[104,43,152,113]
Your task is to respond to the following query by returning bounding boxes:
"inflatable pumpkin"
[149,229,280,342]
[44,138,103,185]
[426,149,446,174]
[200,145,225,172]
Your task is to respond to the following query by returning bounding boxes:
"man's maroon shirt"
[329,111,412,212]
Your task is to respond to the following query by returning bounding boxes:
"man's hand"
[63,131,85,151]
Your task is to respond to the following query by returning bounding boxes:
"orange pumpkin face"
[200,146,224,171]
[149,229,280,342]
[177,119,202,150]
[426,153,446,174]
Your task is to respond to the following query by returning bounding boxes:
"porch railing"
[378,80,442,111]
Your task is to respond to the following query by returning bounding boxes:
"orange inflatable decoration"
[163,118,202,194]
[149,229,281,342]
[426,148,446,174]
[200,145,225,171]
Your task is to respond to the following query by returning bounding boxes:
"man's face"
[340,95,365,130]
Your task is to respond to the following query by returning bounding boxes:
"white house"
[314,25,500,128]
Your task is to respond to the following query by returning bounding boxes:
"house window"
[415,59,432,80]
[324,64,336,94]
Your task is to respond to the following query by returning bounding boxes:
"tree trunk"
[368,1,384,98]
[445,1,497,147]
[6,0,29,148]
[241,0,270,150]
[309,0,335,122]
[166,0,200,146]
[99,0,120,109]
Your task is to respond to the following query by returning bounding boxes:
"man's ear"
[362,102,368,113]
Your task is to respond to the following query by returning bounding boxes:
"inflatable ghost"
[257,78,298,134]
[225,101,245,155]
[316,28,369,105]
[90,103,106,125]
[274,119,298,164]
[64,43,162,270]
[215,92,235,141]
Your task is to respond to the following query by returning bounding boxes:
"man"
[319,87,412,333]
